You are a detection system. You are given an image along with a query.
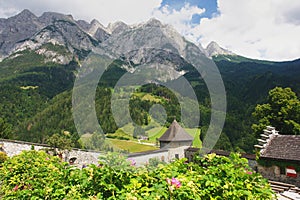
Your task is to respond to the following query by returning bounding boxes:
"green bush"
[0,151,8,164]
[0,151,76,199]
[0,151,274,199]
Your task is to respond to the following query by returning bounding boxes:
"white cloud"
[196,0,300,61]
[150,0,300,61]
[152,4,205,43]
[153,0,300,61]
[0,0,162,26]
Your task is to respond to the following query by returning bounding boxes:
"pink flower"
[246,171,253,175]
[13,185,19,191]
[166,177,181,188]
[171,178,181,188]
[127,158,136,166]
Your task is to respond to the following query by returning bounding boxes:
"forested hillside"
[1,51,299,152]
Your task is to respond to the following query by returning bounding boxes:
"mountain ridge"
[0,9,248,63]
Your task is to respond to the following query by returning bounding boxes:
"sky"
[0,0,300,61]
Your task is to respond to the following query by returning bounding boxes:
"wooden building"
[255,126,300,186]
[159,120,193,149]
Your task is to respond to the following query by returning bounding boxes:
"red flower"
[13,185,19,191]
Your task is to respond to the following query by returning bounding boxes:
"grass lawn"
[185,128,202,148]
[141,93,162,103]
[108,139,158,153]
[147,127,168,143]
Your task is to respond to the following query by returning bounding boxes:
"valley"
[0,10,299,154]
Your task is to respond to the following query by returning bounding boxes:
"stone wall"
[128,149,169,166]
[0,139,103,168]
[0,139,49,157]
[128,146,189,166]
[258,165,300,187]
[0,139,189,167]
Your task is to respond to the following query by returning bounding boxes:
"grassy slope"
[147,127,168,142]
[186,128,201,148]
[107,139,158,153]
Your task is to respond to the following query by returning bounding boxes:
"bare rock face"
[76,19,91,31]
[0,9,42,57]
[77,19,110,42]
[0,10,110,63]
[98,18,207,81]
[38,11,74,25]
[107,21,129,35]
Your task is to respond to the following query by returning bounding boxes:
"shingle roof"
[260,135,300,162]
[159,120,194,142]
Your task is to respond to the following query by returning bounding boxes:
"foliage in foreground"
[252,87,300,135]
[0,151,274,199]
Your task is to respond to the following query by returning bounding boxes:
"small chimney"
[257,139,267,146]
[255,126,279,152]
[260,134,269,139]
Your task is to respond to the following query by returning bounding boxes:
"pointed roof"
[159,120,193,142]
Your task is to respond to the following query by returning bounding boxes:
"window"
[280,166,285,175]
[175,154,179,159]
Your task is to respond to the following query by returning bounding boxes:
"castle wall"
[0,139,103,168]
[0,139,189,168]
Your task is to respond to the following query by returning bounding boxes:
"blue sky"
[161,0,219,22]
[0,0,300,61]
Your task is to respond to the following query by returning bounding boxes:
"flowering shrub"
[166,177,181,188]
[127,158,136,166]
[0,151,74,199]
[0,151,274,199]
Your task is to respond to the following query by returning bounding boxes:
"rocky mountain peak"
[206,41,235,57]
[90,19,104,28]
[145,18,163,27]
[107,21,129,34]
[88,19,106,35]
[0,9,41,57]
[13,9,37,20]
[39,11,74,25]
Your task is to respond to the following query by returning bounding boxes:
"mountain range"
[0,9,232,63]
[0,10,299,152]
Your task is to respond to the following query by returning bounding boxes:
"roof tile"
[261,135,300,162]
[159,120,194,142]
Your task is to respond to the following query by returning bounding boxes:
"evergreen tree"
[0,118,12,139]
